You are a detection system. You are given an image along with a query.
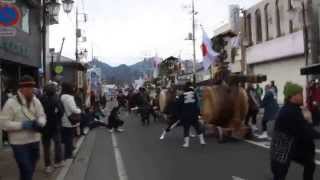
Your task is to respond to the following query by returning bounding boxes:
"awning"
[301,63,320,75]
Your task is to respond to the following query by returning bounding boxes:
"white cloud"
[50,0,261,66]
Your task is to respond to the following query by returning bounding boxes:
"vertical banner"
[229,4,241,34]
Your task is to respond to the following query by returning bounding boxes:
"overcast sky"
[50,0,261,66]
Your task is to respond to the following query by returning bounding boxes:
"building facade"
[0,0,42,102]
[243,0,319,103]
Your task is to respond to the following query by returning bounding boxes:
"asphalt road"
[66,109,320,180]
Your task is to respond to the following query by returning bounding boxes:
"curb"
[55,135,86,180]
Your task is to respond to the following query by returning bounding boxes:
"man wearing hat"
[271,82,320,180]
[0,75,46,180]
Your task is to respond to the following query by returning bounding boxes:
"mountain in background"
[89,58,154,85]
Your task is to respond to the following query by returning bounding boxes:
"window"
[21,6,30,33]
[255,9,263,43]
[264,4,270,40]
[276,0,282,37]
[289,20,293,33]
[246,14,253,45]
[288,0,293,10]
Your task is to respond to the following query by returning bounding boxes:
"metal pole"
[51,54,54,80]
[76,8,79,62]
[58,37,65,62]
[192,0,197,83]
[42,0,47,84]
[302,3,309,82]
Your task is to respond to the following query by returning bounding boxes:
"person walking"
[271,82,320,180]
[177,82,205,148]
[137,88,151,126]
[245,84,260,131]
[0,75,46,180]
[258,84,279,139]
[255,84,263,102]
[271,80,278,101]
[39,83,65,173]
[60,82,81,160]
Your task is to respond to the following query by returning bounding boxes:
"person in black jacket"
[40,83,65,173]
[177,82,205,148]
[271,82,320,180]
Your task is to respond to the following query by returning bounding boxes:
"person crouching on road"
[107,106,124,132]
[0,75,46,180]
[177,82,205,148]
[271,82,320,180]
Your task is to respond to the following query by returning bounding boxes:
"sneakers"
[44,166,54,174]
[256,131,269,139]
[54,161,65,168]
[160,130,166,140]
[182,137,190,148]
[199,134,206,145]
[250,125,258,132]
[115,128,125,132]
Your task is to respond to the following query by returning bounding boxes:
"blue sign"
[0,4,20,27]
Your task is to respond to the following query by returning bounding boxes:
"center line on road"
[111,133,128,180]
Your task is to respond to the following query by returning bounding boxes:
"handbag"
[68,113,81,125]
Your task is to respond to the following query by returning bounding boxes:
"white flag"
[201,27,219,70]
[230,35,241,48]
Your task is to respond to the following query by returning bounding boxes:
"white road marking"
[232,176,246,180]
[56,135,86,180]
[244,140,320,166]
[111,132,128,180]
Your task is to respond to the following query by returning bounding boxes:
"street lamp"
[62,0,74,14]
[42,0,74,84]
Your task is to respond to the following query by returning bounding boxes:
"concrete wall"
[251,56,307,104]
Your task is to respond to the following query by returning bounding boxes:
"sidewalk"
[0,144,62,180]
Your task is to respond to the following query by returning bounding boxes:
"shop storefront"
[0,0,41,148]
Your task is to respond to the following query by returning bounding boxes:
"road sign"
[54,65,64,74]
[0,0,16,3]
[0,4,20,27]
[0,26,16,36]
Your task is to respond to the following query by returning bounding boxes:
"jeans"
[61,127,75,160]
[42,130,63,167]
[11,142,40,180]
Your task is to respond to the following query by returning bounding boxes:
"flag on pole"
[201,27,219,70]
[230,35,241,48]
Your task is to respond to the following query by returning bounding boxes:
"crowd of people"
[2,75,320,180]
[0,75,122,180]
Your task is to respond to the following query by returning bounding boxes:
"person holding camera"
[0,75,46,180]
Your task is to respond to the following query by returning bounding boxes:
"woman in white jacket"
[60,82,81,160]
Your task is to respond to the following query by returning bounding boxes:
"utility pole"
[76,7,79,62]
[58,37,65,62]
[191,0,197,84]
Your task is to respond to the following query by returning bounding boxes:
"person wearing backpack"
[60,82,81,160]
[40,83,65,173]
[0,75,46,180]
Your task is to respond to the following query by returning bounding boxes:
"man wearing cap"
[271,82,320,180]
[0,75,46,180]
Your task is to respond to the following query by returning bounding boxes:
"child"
[108,106,124,132]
